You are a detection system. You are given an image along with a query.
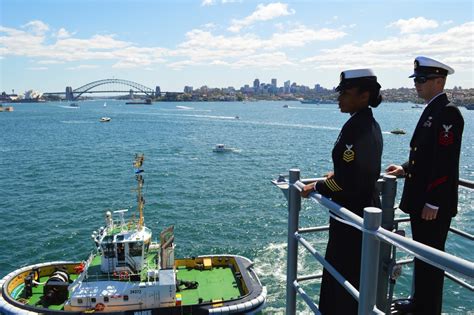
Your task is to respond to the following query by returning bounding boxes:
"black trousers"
[410,213,452,315]
[319,217,362,315]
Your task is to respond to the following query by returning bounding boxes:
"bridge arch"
[72,79,155,99]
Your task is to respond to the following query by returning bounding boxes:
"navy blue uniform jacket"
[316,107,382,315]
[400,93,464,217]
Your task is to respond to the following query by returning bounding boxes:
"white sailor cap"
[409,56,454,78]
[336,69,381,92]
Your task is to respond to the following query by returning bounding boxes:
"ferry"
[100,117,111,122]
[465,104,474,110]
[0,154,265,314]
[212,144,233,153]
[126,99,152,105]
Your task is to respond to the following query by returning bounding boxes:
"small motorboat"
[100,117,111,122]
[390,128,406,135]
[69,103,79,108]
[411,104,423,109]
[235,115,240,119]
[283,104,289,108]
[212,144,233,153]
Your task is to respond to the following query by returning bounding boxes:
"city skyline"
[1,0,473,93]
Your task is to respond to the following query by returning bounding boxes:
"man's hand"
[301,182,316,198]
[421,205,438,221]
[385,164,405,176]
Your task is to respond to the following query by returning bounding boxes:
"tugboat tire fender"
[95,303,105,311]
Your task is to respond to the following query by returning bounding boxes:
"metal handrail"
[280,169,473,314]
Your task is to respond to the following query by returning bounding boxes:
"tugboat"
[0,154,266,314]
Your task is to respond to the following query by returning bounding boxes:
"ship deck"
[10,254,244,310]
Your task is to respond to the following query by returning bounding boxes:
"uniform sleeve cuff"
[425,203,439,210]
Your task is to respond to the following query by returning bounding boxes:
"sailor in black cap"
[386,56,464,314]
[302,69,383,314]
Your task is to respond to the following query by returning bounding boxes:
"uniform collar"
[426,92,446,106]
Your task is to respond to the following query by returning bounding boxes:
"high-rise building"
[155,86,161,96]
[284,80,291,94]
[271,78,277,87]
[253,79,260,92]
[184,86,193,93]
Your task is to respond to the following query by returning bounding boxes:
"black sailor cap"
[336,68,381,92]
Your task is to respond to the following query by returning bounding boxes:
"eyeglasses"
[413,76,443,84]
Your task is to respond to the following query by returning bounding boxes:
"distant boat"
[100,117,111,122]
[235,115,240,120]
[212,144,233,153]
[411,104,423,108]
[103,102,107,107]
[390,128,406,135]
[464,104,474,110]
[283,104,289,108]
[126,99,152,105]
[300,99,320,104]
[69,103,79,108]
[0,105,14,112]
[176,105,193,110]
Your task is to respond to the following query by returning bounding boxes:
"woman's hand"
[301,182,316,198]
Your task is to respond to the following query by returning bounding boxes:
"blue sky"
[1,0,473,94]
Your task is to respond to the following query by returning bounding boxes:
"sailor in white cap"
[386,57,464,314]
[301,69,383,314]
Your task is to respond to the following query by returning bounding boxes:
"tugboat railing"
[279,169,474,315]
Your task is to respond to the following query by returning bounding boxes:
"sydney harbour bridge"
[42,79,173,101]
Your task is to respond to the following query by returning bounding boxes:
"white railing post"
[286,169,301,315]
[359,207,382,314]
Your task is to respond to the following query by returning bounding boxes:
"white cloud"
[388,17,439,34]
[27,67,48,71]
[56,28,73,38]
[22,20,49,34]
[38,60,65,64]
[303,22,474,72]
[201,0,215,6]
[228,2,295,33]
[66,65,99,70]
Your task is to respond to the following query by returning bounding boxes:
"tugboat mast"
[133,154,145,230]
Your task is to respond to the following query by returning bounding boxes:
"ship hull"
[0,255,265,314]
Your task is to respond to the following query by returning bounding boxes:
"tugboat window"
[102,236,116,258]
[104,296,109,303]
[91,298,96,303]
[78,298,83,304]
[129,242,143,256]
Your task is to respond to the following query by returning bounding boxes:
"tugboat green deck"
[0,155,266,314]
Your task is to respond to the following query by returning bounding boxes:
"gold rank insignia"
[343,144,355,162]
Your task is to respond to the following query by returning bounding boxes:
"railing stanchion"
[377,175,397,312]
[359,207,382,315]
[286,169,301,315]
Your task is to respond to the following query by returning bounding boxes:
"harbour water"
[0,100,472,313]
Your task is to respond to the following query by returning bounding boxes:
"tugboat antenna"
[133,154,145,230]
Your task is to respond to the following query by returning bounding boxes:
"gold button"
[411,160,415,165]
[414,147,418,151]
[408,173,412,178]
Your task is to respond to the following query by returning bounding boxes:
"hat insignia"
[414,60,419,69]
[343,144,355,162]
